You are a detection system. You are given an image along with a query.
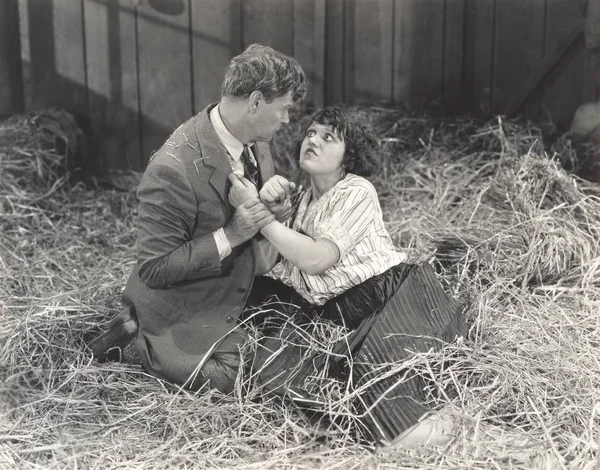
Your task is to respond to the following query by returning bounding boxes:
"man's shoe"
[88,307,138,362]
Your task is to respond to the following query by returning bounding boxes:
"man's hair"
[307,107,380,177]
[221,44,307,104]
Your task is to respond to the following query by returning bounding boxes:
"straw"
[1,106,599,468]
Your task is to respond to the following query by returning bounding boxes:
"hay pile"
[1,106,599,469]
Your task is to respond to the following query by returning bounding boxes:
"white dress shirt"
[209,104,257,260]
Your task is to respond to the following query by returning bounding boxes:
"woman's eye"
[324,134,333,141]
[307,130,315,137]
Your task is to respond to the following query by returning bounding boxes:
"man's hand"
[228,173,259,208]
[224,197,275,248]
[259,175,296,205]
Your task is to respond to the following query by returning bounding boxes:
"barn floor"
[1,106,599,469]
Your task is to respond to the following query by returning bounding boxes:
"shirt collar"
[210,104,246,162]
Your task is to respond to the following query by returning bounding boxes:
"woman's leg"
[351,263,466,443]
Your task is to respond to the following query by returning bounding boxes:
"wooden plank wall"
[0,0,24,119]
[16,0,594,171]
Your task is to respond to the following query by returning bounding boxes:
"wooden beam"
[506,25,584,117]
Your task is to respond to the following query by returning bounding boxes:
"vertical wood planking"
[585,49,598,102]
[352,0,394,104]
[443,0,466,111]
[462,0,495,115]
[136,0,192,163]
[22,0,87,115]
[293,0,326,107]
[18,0,31,108]
[17,0,599,175]
[191,0,236,112]
[342,0,355,104]
[393,0,445,105]
[0,0,24,118]
[241,0,293,53]
[52,0,87,108]
[324,0,345,105]
[540,0,586,127]
[492,0,545,115]
[392,0,415,103]
[84,0,141,170]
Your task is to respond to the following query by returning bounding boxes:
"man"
[89,44,306,393]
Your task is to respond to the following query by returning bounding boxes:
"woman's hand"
[259,175,296,205]
[228,173,259,208]
[259,175,297,222]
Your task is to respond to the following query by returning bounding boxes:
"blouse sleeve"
[311,183,377,259]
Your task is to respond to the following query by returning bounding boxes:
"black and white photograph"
[1,0,599,468]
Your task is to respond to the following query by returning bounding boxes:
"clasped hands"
[224,173,296,247]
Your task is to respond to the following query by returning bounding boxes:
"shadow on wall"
[21,0,197,175]
[22,56,173,175]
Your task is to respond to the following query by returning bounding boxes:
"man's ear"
[248,91,263,114]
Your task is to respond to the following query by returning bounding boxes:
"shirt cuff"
[213,228,232,260]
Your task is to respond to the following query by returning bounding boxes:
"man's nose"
[281,110,289,124]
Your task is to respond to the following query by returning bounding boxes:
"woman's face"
[299,122,346,177]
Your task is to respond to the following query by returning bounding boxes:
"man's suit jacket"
[122,104,275,387]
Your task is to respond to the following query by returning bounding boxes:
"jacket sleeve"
[136,161,223,288]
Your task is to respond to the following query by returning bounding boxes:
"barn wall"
[13,0,595,171]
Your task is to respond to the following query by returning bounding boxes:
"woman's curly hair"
[301,107,380,177]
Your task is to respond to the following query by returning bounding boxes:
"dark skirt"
[245,263,467,444]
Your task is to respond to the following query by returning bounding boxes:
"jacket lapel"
[193,105,233,209]
[193,105,275,205]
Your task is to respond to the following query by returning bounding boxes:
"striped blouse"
[266,173,407,305]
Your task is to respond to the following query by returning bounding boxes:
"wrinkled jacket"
[122,104,274,386]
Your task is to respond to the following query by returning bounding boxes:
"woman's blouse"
[267,173,407,305]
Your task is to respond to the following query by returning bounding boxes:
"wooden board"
[352,0,394,104]
[443,0,466,111]
[586,48,599,102]
[21,0,87,115]
[191,0,239,113]
[462,0,495,114]
[293,0,326,107]
[0,0,24,118]
[492,0,546,115]
[324,0,345,104]
[539,0,586,127]
[84,0,141,170]
[18,0,30,108]
[393,0,445,105]
[136,0,193,164]
[241,0,293,54]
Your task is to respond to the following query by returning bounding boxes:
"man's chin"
[255,134,275,143]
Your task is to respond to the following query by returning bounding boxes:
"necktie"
[241,144,260,187]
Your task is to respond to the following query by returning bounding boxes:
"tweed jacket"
[122,104,275,387]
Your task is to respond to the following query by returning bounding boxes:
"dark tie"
[241,144,260,187]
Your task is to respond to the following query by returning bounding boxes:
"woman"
[230,108,466,444]
[240,107,406,321]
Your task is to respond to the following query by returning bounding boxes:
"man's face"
[251,91,294,142]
